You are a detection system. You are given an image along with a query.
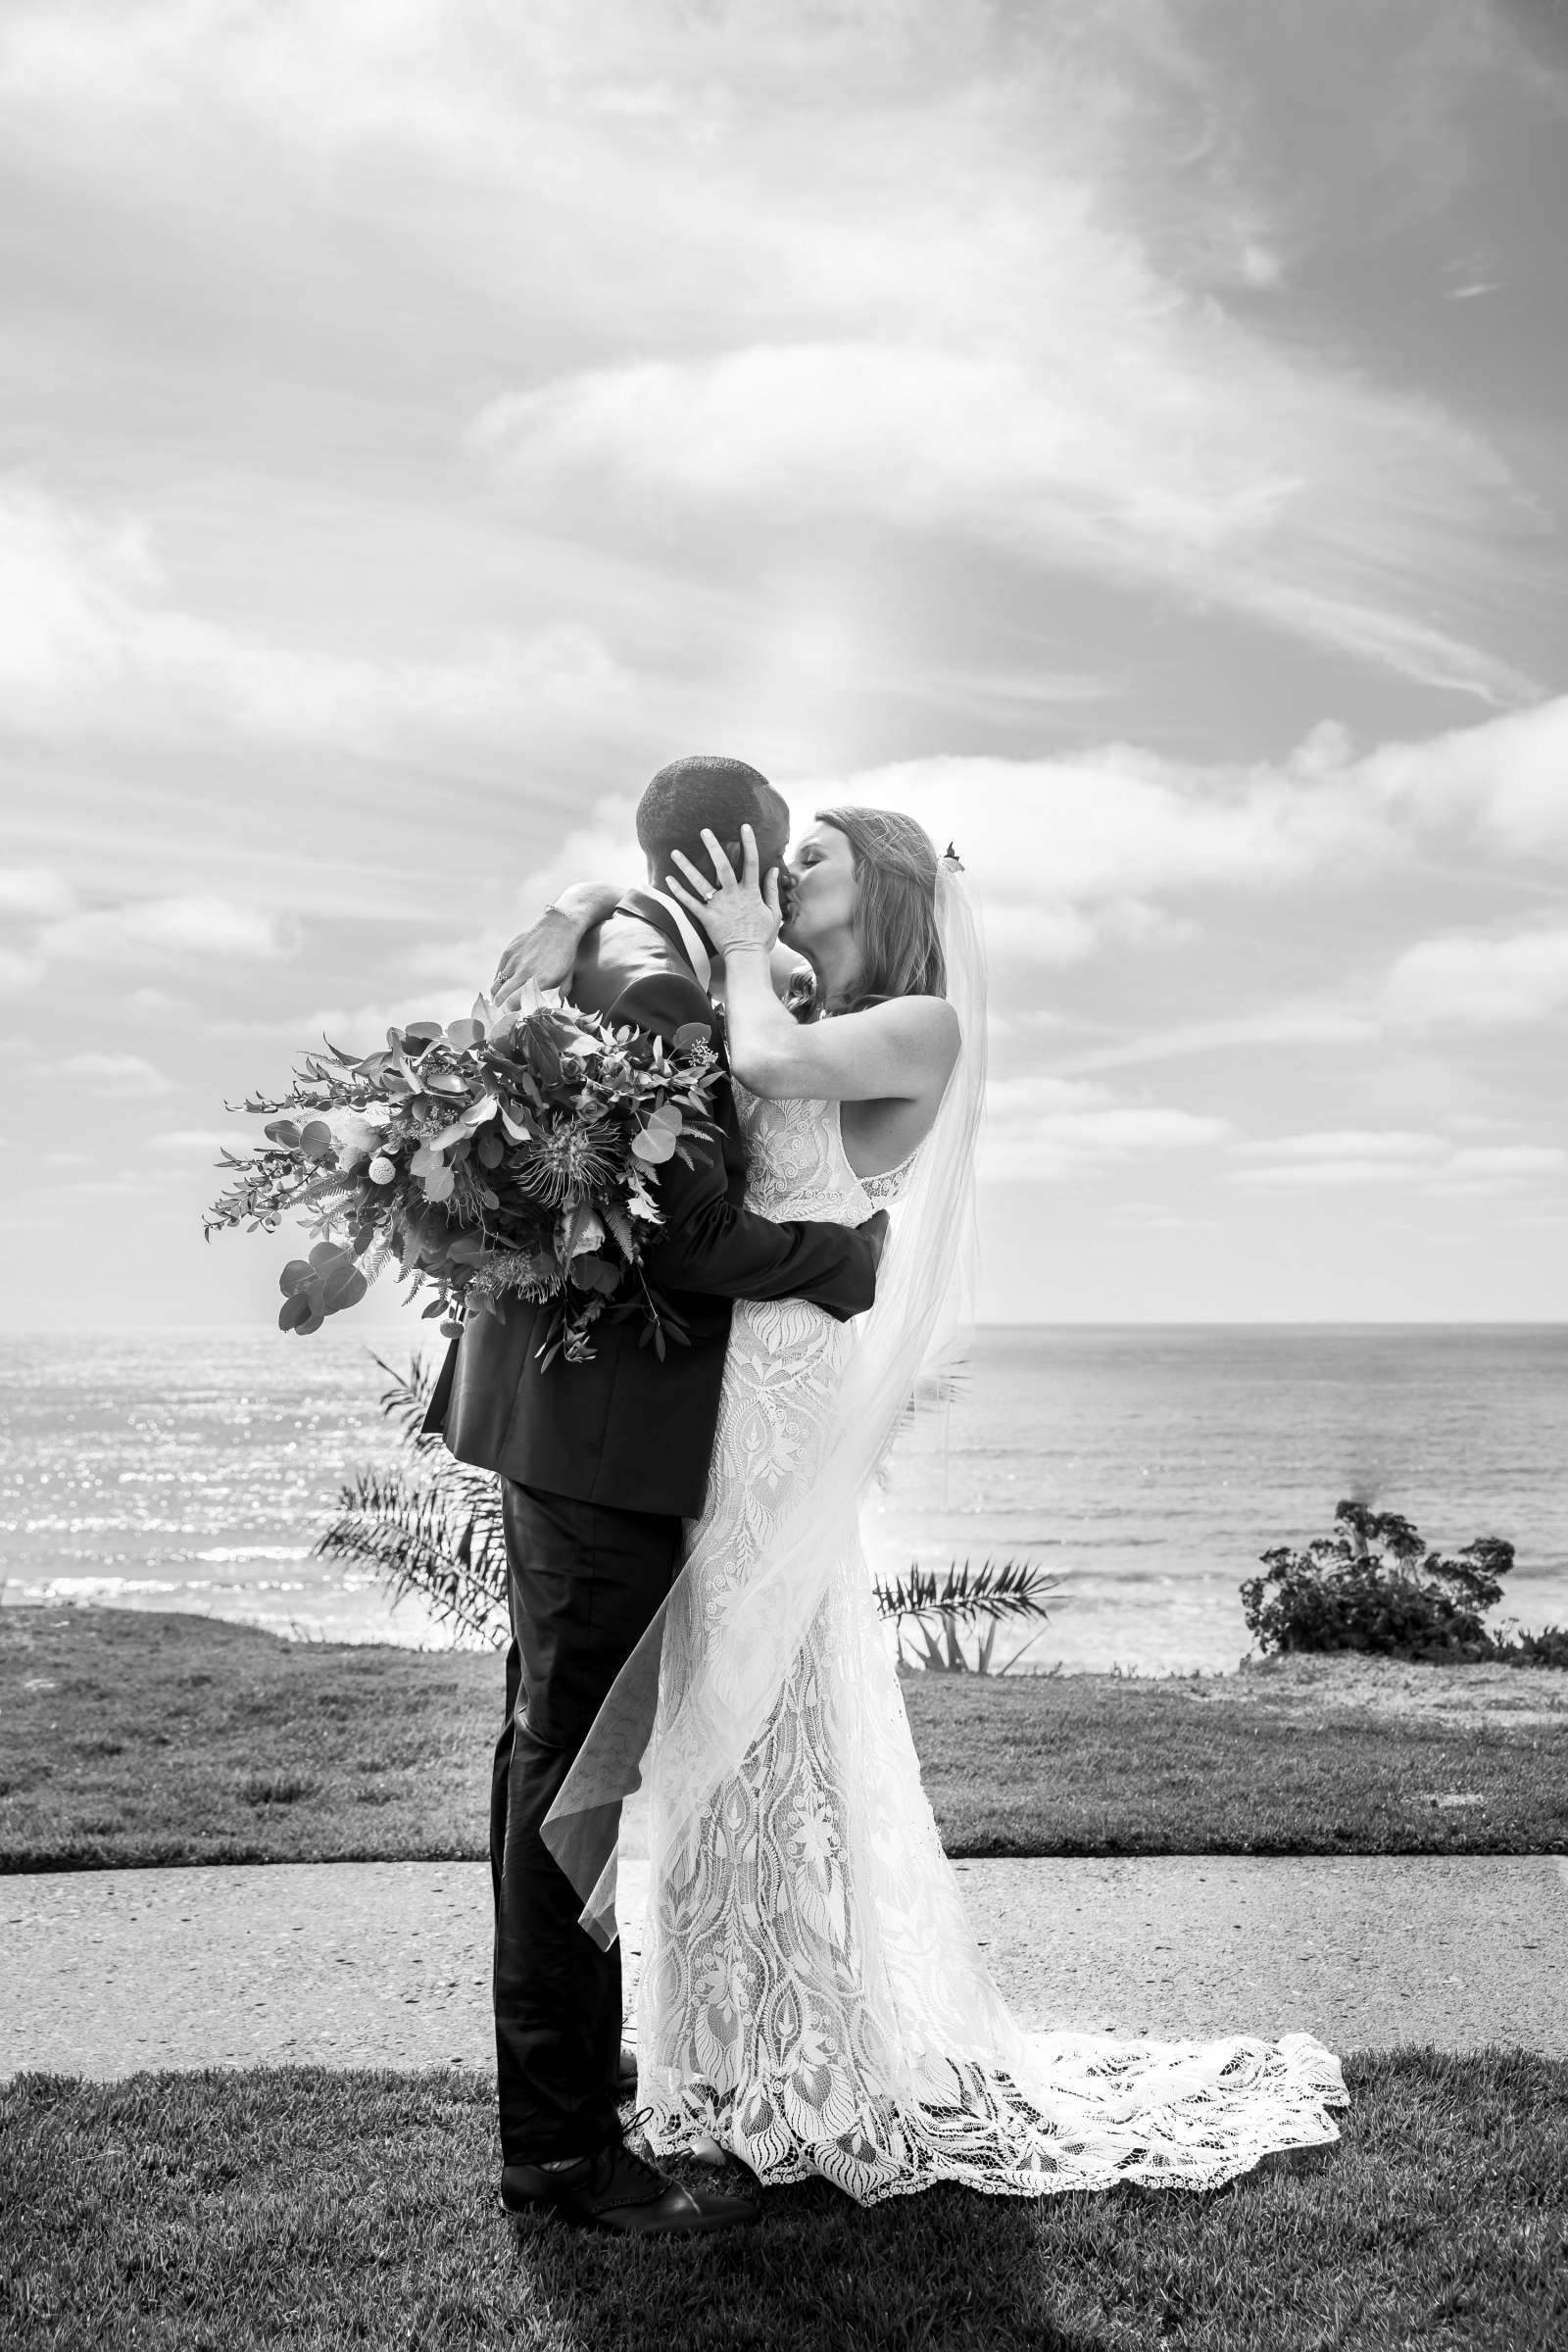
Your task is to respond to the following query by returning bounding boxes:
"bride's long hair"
[813,806,947,1011]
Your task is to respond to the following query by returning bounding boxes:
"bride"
[524,804,1346,2205]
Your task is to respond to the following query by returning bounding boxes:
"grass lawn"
[3,2052,1564,2351]
[905,1671,1568,1858]
[3,1605,1565,1870]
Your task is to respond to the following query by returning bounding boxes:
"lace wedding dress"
[632,1084,1348,2204]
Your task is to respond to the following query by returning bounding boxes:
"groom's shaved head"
[637,755,789,883]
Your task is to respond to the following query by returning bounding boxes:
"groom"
[424,754,888,2234]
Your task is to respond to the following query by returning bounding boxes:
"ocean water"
[2,1326,1564,1674]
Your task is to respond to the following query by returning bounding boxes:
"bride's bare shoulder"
[863,993,960,1069]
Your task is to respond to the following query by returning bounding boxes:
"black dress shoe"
[501,2140,758,2236]
[615,2044,638,2096]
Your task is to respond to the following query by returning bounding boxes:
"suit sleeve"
[609,971,878,1322]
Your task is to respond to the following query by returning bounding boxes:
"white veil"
[543,857,987,1949]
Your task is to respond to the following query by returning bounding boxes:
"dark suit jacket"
[423,889,878,1517]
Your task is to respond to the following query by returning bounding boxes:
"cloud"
[35,893,292,968]
[59,1051,177,1097]
[1057,1006,1380,1075]
[1228,1130,1565,1194]
[1235,1130,1448,1164]
[1433,1145,1566,1188]
[477,332,1532,702]
[981,1073,1230,1182]
[813,696,1568,974]
[1349,695,1568,861]
[809,742,1384,969]
[0,482,638,753]
[1383,927,1568,1029]
[0,864,76,918]
[0,947,41,993]
[145,1127,255,1157]
[1229,1131,1448,1187]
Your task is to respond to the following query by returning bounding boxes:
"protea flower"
[512,1117,620,1205]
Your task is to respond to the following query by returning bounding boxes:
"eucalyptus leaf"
[570,1253,619,1296]
[279,1259,314,1297]
[322,1263,368,1312]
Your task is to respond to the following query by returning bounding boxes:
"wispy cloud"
[1383,926,1568,1028]
[59,1050,178,1098]
[1229,1129,1564,1196]
[981,1073,1230,1182]
[478,334,1534,702]
[0,482,639,754]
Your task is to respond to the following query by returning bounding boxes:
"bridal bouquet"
[205,992,720,1367]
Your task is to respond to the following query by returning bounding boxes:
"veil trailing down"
[545,860,1346,2204]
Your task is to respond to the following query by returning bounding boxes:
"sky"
[1,0,1566,1328]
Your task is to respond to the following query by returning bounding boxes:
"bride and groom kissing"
[425,753,1347,2237]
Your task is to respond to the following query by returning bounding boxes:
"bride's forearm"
[723,943,959,1104]
[721,945,815,1095]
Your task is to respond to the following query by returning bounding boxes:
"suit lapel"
[613,889,733,1092]
[616,887,693,973]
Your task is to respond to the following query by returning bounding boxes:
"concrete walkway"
[4,1855,1564,2081]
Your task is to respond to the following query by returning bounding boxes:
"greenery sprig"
[205,990,721,1367]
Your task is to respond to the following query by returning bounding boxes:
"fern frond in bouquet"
[204,988,721,1367]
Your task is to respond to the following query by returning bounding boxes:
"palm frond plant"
[871,1559,1060,1676]
[315,1353,509,1647]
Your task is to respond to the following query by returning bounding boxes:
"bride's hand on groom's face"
[665,826,783,957]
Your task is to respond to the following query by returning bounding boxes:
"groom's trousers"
[491,1478,682,2164]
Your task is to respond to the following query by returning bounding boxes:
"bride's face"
[781,823,858,956]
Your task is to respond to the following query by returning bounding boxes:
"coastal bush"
[319,1352,1058,1667]
[1241,1498,1568,1664]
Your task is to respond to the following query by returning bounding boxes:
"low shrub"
[1241,1498,1567,1665]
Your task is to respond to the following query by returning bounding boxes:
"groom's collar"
[617,885,713,995]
